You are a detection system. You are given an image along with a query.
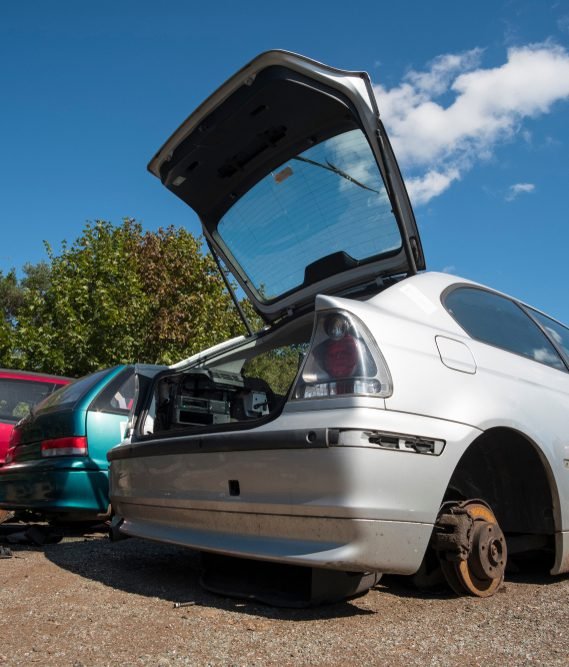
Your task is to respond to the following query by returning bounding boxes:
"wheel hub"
[470,520,507,581]
[434,499,507,597]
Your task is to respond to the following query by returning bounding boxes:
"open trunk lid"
[149,50,424,324]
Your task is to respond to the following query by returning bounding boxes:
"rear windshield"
[0,379,64,423]
[35,368,112,412]
[217,128,402,301]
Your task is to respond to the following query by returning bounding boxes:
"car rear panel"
[85,411,129,468]
[10,409,86,462]
[0,422,14,465]
[0,367,128,515]
[0,458,109,512]
[110,407,480,573]
[0,372,70,464]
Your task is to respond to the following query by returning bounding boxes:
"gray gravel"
[1,526,568,666]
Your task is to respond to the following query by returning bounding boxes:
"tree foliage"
[1,219,253,376]
[0,262,51,367]
[243,344,308,396]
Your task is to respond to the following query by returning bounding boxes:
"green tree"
[12,219,251,376]
[136,225,249,365]
[0,315,13,368]
[243,344,307,395]
[0,270,18,366]
[0,263,52,367]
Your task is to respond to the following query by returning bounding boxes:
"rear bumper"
[0,465,109,515]
[119,506,433,574]
[111,408,482,573]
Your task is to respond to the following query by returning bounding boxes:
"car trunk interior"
[139,313,314,439]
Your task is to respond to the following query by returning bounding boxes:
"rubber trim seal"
[108,427,329,462]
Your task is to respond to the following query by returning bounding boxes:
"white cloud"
[405,49,484,97]
[374,43,569,205]
[533,347,562,366]
[406,167,460,205]
[505,182,535,201]
[544,325,563,346]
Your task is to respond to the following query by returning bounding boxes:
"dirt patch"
[1,523,568,666]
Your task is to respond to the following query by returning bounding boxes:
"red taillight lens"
[41,436,88,458]
[293,309,393,400]
[324,335,358,378]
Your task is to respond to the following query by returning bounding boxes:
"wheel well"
[446,427,556,538]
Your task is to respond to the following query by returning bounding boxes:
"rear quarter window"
[443,286,566,371]
[528,309,569,363]
[89,367,135,415]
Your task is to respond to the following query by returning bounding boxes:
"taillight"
[324,335,358,378]
[293,310,392,399]
[41,436,88,458]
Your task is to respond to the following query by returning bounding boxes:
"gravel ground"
[1,523,569,666]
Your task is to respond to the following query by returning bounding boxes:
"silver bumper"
[110,408,481,574]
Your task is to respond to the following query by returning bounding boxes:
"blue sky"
[1,1,569,322]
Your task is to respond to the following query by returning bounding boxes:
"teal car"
[0,364,162,521]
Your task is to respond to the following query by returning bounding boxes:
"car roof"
[0,368,72,383]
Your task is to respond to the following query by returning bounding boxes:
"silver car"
[109,51,569,598]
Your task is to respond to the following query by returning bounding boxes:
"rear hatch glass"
[217,128,402,302]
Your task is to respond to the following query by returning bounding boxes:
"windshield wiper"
[292,156,379,194]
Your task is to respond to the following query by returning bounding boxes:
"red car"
[0,369,71,466]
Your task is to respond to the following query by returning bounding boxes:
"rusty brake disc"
[434,500,507,598]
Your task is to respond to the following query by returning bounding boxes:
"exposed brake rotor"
[433,499,507,598]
